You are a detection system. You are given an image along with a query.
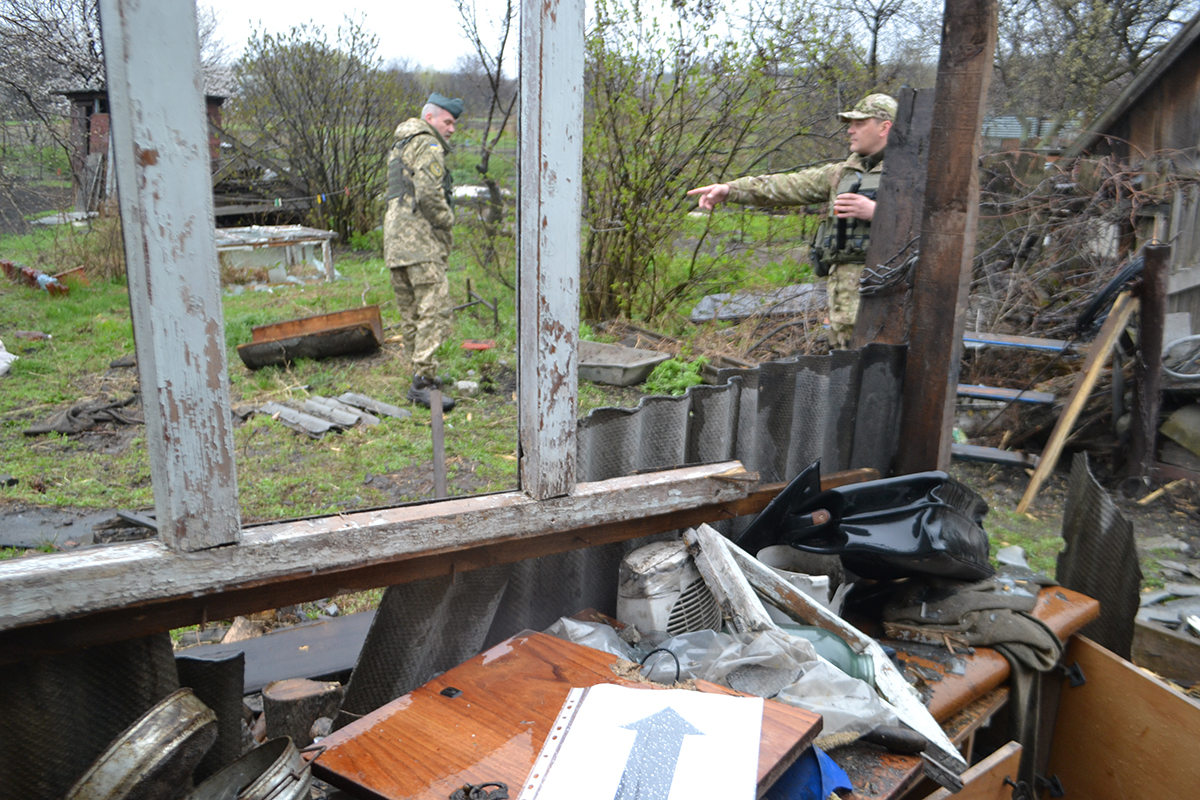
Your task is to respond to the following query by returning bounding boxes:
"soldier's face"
[427,108,457,140]
[848,118,891,156]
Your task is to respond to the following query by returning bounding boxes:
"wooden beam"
[0,463,754,663]
[518,0,584,500]
[853,87,935,347]
[1124,244,1170,477]
[1017,292,1138,512]
[99,0,240,550]
[893,0,998,473]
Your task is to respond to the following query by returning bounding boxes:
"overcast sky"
[202,1,501,72]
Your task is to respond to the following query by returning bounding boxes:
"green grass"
[0,222,522,521]
[984,505,1066,577]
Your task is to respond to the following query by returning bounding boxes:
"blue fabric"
[764,746,853,800]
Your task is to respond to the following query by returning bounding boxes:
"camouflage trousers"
[390,260,452,379]
[827,262,864,349]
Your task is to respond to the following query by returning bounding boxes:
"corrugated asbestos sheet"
[337,345,907,721]
[1056,452,1141,659]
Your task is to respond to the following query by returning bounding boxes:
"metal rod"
[431,389,447,499]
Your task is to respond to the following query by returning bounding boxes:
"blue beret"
[428,92,464,119]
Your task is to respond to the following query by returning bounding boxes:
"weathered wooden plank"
[950,443,1039,468]
[853,87,935,348]
[1017,292,1138,512]
[962,332,1070,352]
[99,0,240,550]
[684,524,774,633]
[955,384,1055,404]
[1131,618,1200,684]
[893,0,998,473]
[920,741,1021,800]
[518,0,584,500]
[247,306,383,344]
[0,463,754,662]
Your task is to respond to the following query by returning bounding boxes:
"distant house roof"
[1064,11,1200,158]
[981,116,1081,143]
[59,85,228,104]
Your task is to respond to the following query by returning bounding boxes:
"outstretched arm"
[686,183,731,211]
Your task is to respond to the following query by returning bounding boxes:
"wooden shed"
[1065,12,1200,333]
[59,87,226,212]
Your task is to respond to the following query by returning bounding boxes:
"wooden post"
[1124,244,1170,479]
[851,88,935,348]
[893,0,998,474]
[99,0,240,550]
[518,0,584,500]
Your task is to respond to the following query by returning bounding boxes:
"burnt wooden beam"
[893,0,998,473]
[852,87,935,348]
[1124,244,1171,478]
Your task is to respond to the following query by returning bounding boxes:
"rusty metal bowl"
[63,688,218,800]
[185,737,311,800]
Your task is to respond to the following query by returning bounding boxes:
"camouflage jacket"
[383,118,455,267]
[725,150,884,211]
[726,150,884,269]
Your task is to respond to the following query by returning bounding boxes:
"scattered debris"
[237,305,383,370]
[261,678,344,748]
[338,392,413,420]
[579,340,672,386]
[689,283,825,323]
[13,330,51,340]
[258,401,339,437]
[0,339,17,376]
[456,380,481,397]
[23,394,142,436]
[1,258,68,295]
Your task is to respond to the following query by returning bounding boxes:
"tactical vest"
[386,133,454,213]
[810,166,881,276]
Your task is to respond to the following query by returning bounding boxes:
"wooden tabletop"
[313,631,822,800]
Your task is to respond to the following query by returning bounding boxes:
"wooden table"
[313,631,822,800]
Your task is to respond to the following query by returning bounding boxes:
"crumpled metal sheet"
[1056,452,1142,659]
[338,345,906,718]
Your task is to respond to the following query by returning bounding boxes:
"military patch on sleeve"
[428,162,444,178]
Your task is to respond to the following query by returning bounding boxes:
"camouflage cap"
[427,92,464,119]
[838,93,897,123]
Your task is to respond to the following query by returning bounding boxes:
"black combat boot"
[407,375,455,412]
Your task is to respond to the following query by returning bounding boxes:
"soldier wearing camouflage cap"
[688,93,897,349]
[384,92,464,412]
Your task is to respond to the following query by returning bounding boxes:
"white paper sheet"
[518,684,763,800]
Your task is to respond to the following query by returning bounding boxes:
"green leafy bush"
[643,357,707,396]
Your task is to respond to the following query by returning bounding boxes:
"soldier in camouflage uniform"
[384,92,463,411]
[688,94,897,349]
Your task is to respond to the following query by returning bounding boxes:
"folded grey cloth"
[882,574,1062,671]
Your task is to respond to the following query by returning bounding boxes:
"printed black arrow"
[612,707,704,800]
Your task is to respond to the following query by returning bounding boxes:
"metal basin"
[63,688,218,800]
